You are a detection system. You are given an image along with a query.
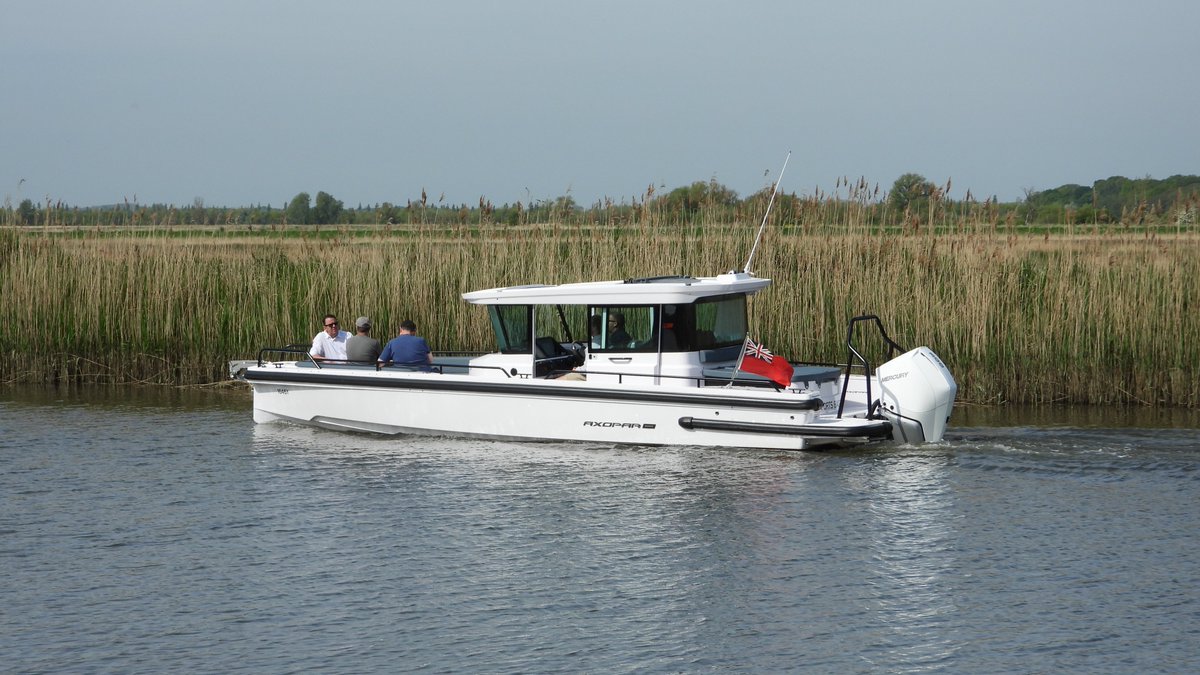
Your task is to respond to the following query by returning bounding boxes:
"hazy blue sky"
[3,0,1197,208]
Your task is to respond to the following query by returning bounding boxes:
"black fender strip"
[679,416,893,439]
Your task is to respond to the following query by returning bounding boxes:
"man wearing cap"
[346,316,381,362]
[310,314,351,361]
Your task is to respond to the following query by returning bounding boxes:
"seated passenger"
[310,314,350,361]
[607,312,633,347]
[589,315,603,349]
[379,319,433,371]
[346,316,382,362]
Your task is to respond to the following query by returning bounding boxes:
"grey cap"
[355,316,371,329]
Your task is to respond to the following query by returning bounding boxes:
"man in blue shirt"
[379,319,433,370]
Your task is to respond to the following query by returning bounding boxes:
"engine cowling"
[875,347,957,443]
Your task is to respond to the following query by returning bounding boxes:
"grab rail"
[837,315,906,419]
[257,345,317,367]
[251,347,509,377]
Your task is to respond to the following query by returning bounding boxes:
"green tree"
[550,195,579,218]
[659,180,738,220]
[889,173,935,211]
[376,202,402,224]
[285,192,311,225]
[183,196,208,225]
[312,191,344,224]
[17,199,37,225]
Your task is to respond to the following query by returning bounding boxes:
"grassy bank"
[1,224,1196,407]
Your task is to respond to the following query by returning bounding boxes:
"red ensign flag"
[738,337,794,387]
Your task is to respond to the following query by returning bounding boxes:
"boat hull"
[244,366,887,451]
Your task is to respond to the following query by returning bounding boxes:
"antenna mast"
[743,151,791,275]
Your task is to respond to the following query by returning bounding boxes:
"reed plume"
[0,224,1195,407]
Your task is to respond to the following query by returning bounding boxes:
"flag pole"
[728,335,752,387]
[743,151,791,275]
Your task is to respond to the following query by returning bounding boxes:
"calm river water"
[2,386,1198,674]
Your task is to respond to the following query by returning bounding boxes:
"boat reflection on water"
[854,453,962,669]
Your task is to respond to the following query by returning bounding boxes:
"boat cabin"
[461,272,774,386]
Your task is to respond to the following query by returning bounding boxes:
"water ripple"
[2,392,1199,673]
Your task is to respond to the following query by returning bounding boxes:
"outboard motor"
[875,347,957,443]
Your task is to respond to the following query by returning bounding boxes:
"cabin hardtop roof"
[462,271,772,306]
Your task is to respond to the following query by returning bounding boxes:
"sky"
[3,0,1197,209]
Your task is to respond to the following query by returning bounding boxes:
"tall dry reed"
[0,225,1196,407]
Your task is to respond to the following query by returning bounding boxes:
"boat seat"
[296,361,379,370]
[790,365,843,385]
[433,355,472,375]
[700,365,842,388]
[293,357,471,374]
[698,345,743,363]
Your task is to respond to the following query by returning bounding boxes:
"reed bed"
[0,225,1196,407]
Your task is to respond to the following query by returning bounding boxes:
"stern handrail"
[257,345,318,368]
[837,315,907,419]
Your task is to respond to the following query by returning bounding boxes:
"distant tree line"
[1022,175,1200,225]
[3,174,1197,229]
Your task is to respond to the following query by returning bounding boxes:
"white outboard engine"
[875,347,957,443]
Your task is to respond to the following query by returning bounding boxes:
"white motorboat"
[234,270,956,451]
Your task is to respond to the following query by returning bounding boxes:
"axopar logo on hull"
[583,421,657,430]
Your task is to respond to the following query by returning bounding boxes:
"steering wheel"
[568,341,587,367]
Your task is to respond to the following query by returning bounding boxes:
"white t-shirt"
[310,330,351,359]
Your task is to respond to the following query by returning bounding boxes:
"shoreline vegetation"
[3,172,1199,407]
[5,173,1198,231]
[1,215,1196,408]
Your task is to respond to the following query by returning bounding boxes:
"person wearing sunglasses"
[310,314,351,361]
[607,312,632,348]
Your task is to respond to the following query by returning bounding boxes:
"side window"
[590,306,657,352]
[694,295,746,349]
[534,304,587,345]
[488,305,532,353]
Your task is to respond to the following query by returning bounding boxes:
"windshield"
[489,295,748,355]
